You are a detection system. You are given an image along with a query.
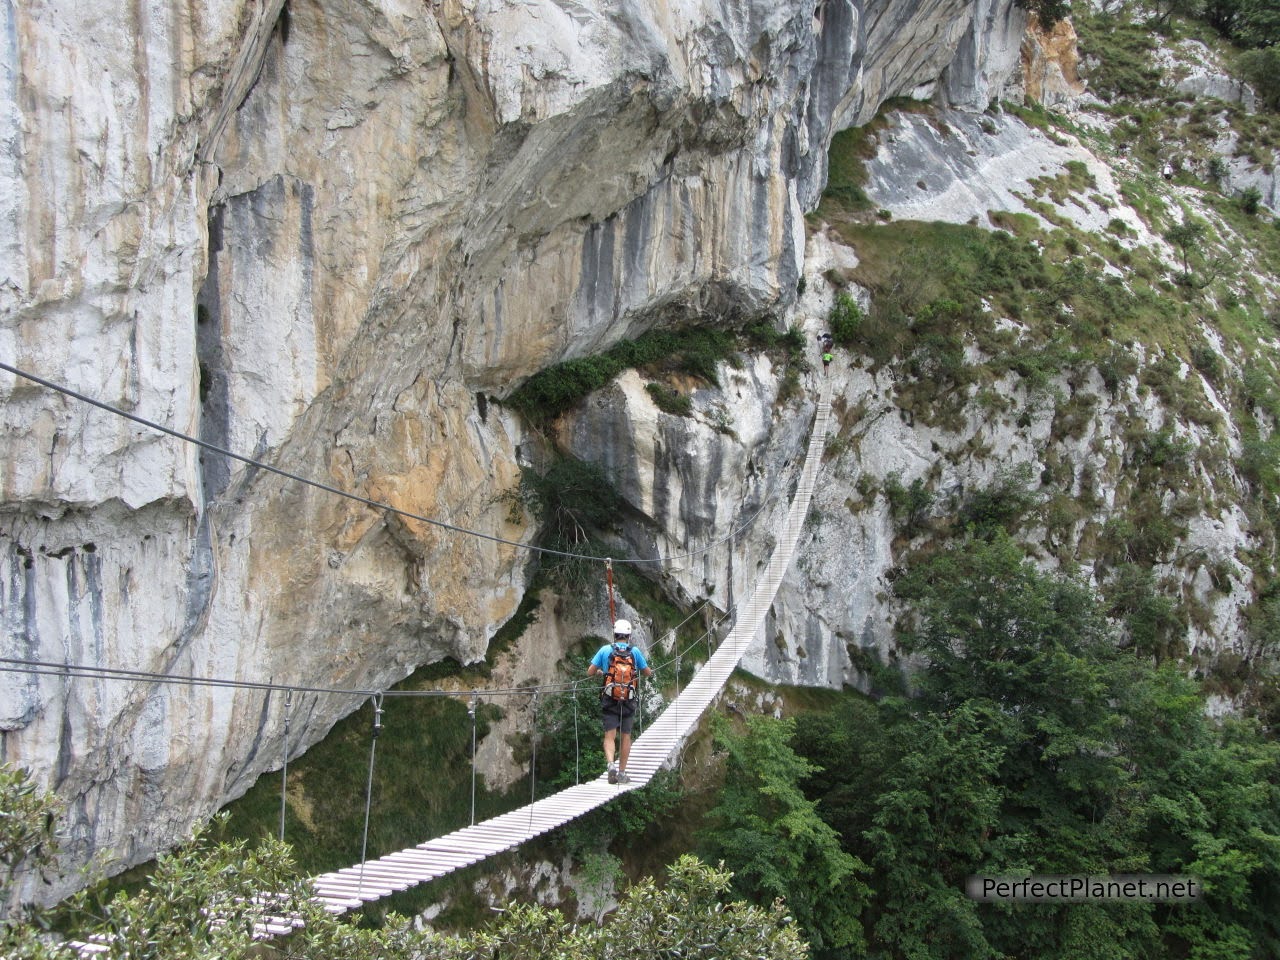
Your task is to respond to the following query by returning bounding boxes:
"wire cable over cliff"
[0,359,775,566]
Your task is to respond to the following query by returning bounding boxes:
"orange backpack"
[604,646,637,701]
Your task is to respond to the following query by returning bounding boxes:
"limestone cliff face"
[0,0,1027,901]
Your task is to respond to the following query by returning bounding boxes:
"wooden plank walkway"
[70,378,832,952]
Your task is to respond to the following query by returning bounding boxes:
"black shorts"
[601,697,637,734]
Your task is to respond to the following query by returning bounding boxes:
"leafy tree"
[956,462,1042,538]
[1149,0,1201,28]
[1241,185,1264,216]
[514,458,623,597]
[882,472,935,537]
[793,695,898,858]
[893,532,1114,711]
[0,766,60,902]
[702,715,869,957]
[1103,563,1185,662]
[1235,0,1280,46]
[586,855,810,960]
[518,458,621,547]
[1239,47,1280,110]
[4,814,322,959]
[1116,669,1280,957]
[828,291,864,347]
[863,703,1006,960]
[1166,219,1207,281]
[1205,0,1242,36]
[879,535,1280,959]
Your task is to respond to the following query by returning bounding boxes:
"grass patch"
[507,326,737,423]
[508,321,813,425]
[820,125,879,213]
[1074,10,1166,103]
[744,322,810,401]
[1000,100,1086,144]
[1029,160,1097,205]
[988,210,1041,235]
[646,382,693,416]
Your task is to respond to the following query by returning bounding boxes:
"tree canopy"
[782,534,1280,959]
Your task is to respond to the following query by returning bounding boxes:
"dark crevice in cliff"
[196,205,231,504]
[0,539,41,735]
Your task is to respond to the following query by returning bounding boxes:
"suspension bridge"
[284,376,833,928]
[5,359,833,952]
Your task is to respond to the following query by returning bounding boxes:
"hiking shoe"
[616,771,631,784]
[607,764,618,784]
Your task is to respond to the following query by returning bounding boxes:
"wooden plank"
[328,867,418,886]
[377,852,479,870]
[310,892,363,907]
[312,878,399,897]
[313,876,403,894]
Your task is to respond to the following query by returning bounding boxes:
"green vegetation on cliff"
[506,322,808,423]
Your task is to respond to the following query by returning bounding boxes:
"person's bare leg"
[603,731,616,766]
[619,732,633,772]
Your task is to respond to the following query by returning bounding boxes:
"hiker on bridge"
[819,331,834,373]
[587,619,653,784]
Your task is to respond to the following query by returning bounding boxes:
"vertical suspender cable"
[279,689,293,842]
[468,691,479,826]
[528,690,540,832]
[673,653,683,771]
[572,682,581,786]
[636,664,644,738]
[358,693,384,898]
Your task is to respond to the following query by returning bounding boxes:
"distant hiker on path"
[587,619,653,784]
[819,331,834,374]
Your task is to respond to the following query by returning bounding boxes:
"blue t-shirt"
[592,642,649,674]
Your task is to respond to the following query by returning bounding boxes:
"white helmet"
[613,619,632,637]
